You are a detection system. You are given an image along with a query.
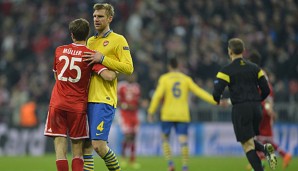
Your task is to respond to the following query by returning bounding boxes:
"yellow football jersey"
[87,31,133,107]
[148,72,217,122]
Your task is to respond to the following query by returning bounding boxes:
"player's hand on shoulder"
[83,51,104,66]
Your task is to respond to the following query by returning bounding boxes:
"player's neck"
[231,55,242,61]
[73,40,86,45]
[97,27,111,37]
[169,68,179,72]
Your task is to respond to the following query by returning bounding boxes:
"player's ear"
[108,16,113,23]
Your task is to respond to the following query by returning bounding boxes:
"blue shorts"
[161,122,189,136]
[87,103,115,141]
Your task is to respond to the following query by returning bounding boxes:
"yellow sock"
[83,154,94,171]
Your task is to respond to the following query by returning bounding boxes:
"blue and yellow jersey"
[87,31,134,107]
[148,71,217,122]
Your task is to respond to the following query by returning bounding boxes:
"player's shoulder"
[110,32,128,42]
[55,44,73,54]
[218,62,233,74]
[162,72,190,80]
[110,32,124,38]
[87,35,97,41]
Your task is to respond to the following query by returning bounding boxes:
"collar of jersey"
[95,30,113,38]
[72,43,85,46]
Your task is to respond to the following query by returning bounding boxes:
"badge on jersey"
[103,40,109,46]
[123,46,130,50]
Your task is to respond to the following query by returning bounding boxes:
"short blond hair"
[93,3,114,17]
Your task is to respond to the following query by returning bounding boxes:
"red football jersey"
[259,75,274,136]
[118,81,141,111]
[118,81,141,133]
[49,43,106,112]
[118,81,141,117]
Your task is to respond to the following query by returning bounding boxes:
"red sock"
[130,142,136,163]
[72,158,83,171]
[122,141,127,158]
[271,142,286,157]
[56,159,69,171]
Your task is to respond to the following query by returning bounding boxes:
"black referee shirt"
[213,58,270,105]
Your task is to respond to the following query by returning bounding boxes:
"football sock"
[121,141,127,158]
[103,148,121,171]
[83,154,94,171]
[130,142,136,163]
[254,140,265,153]
[168,160,174,170]
[182,165,188,171]
[72,158,83,171]
[181,142,189,167]
[56,159,69,171]
[162,140,172,161]
[246,150,263,171]
[271,142,286,157]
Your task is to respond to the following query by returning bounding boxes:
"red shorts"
[44,106,89,139]
[120,111,139,134]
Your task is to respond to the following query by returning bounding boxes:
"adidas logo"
[48,128,52,132]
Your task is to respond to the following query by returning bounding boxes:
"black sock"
[246,150,263,171]
[254,140,265,153]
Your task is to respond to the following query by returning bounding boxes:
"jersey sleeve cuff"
[97,68,108,75]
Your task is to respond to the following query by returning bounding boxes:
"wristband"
[99,55,105,64]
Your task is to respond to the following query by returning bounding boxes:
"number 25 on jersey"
[57,56,82,83]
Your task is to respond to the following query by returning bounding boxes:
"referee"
[212,38,277,171]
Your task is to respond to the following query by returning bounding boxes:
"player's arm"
[53,72,57,80]
[147,77,165,117]
[188,78,217,105]
[264,82,276,119]
[257,69,270,101]
[53,49,58,80]
[92,63,117,81]
[213,71,229,104]
[100,70,117,81]
[83,37,134,75]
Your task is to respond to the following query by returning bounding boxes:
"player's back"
[159,72,193,122]
[50,43,94,112]
[223,58,262,104]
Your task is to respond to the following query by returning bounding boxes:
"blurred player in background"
[82,3,134,171]
[247,50,292,170]
[213,38,276,171]
[147,57,217,171]
[118,73,141,169]
[44,18,117,171]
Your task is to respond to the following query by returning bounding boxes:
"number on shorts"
[97,121,104,132]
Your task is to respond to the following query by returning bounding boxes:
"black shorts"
[232,102,262,143]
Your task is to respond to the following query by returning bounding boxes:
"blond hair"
[93,3,114,17]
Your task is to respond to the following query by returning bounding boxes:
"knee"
[92,141,108,157]
[241,138,255,153]
[162,134,169,142]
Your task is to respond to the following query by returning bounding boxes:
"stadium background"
[0,0,298,170]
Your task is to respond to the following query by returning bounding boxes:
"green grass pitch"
[0,154,297,171]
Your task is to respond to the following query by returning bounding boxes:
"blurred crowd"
[0,0,297,126]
